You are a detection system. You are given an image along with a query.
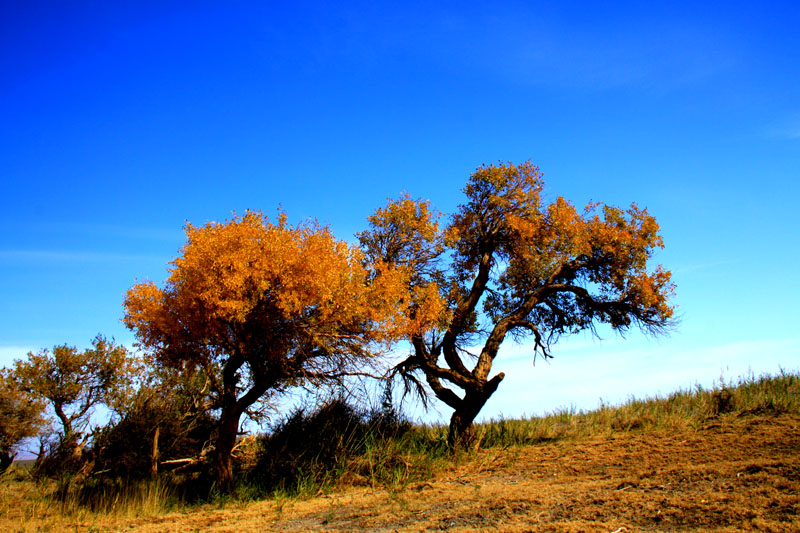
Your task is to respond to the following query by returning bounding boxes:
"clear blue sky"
[2,1,798,421]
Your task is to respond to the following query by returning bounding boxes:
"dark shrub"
[248,397,410,494]
[92,380,217,479]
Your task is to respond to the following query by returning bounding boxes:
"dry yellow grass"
[0,472,179,532]
[5,410,796,532]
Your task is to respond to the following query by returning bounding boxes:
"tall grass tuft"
[238,398,451,499]
[0,466,185,531]
[51,474,184,517]
[471,370,800,449]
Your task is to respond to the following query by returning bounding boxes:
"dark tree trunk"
[446,373,505,449]
[213,410,241,491]
[54,405,84,463]
[213,353,249,491]
[447,392,490,448]
[211,373,272,491]
[0,451,14,473]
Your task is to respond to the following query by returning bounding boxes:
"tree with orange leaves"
[358,161,675,446]
[0,369,46,473]
[124,212,405,489]
[12,335,136,470]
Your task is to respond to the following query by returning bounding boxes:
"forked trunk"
[213,411,241,491]
[447,391,491,448]
[446,373,505,449]
[212,374,273,491]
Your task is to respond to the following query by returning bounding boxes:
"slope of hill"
[119,411,800,532]
[2,373,798,532]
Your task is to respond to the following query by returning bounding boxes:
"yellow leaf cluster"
[360,161,675,345]
[124,211,409,366]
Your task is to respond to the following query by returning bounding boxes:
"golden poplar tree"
[124,212,405,488]
[0,369,46,472]
[358,161,675,445]
[13,336,135,465]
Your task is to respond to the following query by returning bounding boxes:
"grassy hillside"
[1,370,798,531]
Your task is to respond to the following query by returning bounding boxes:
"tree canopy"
[124,211,406,487]
[358,161,675,444]
[13,336,135,451]
[0,369,46,472]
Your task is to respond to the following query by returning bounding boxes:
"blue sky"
[2,1,798,422]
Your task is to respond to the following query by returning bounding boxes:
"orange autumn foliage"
[124,211,407,488]
[0,369,46,472]
[13,337,135,446]
[359,161,675,445]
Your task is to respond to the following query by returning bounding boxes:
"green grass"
[228,369,800,501]
[10,370,798,520]
[472,369,800,449]
[0,467,185,531]
[235,399,454,500]
[53,475,185,515]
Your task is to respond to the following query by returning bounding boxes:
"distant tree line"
[0,161,674,491]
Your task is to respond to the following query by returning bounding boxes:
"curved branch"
[506,319,551,358]
[472,261,572,379]
[442,250,494,377]
[388,355,462,411]
[542,282,671,334]
[425,373,462,410]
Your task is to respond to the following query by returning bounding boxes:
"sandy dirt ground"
[110,412,799,532]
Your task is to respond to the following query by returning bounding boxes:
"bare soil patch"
[117,412,799,532]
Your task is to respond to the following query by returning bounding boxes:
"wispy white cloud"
[0,250,165,263]
[0,221,185,243]
[770,125,800,140]
[329,4,738,94]
[59,223,185,242]
[413,5,738,93]
[0,250,164,264]
[764,113,800,140]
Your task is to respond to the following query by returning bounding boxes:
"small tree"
[124,211,404,489]
[358,161,675,445]
[13,336,136,466]
[0,369,47,472]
